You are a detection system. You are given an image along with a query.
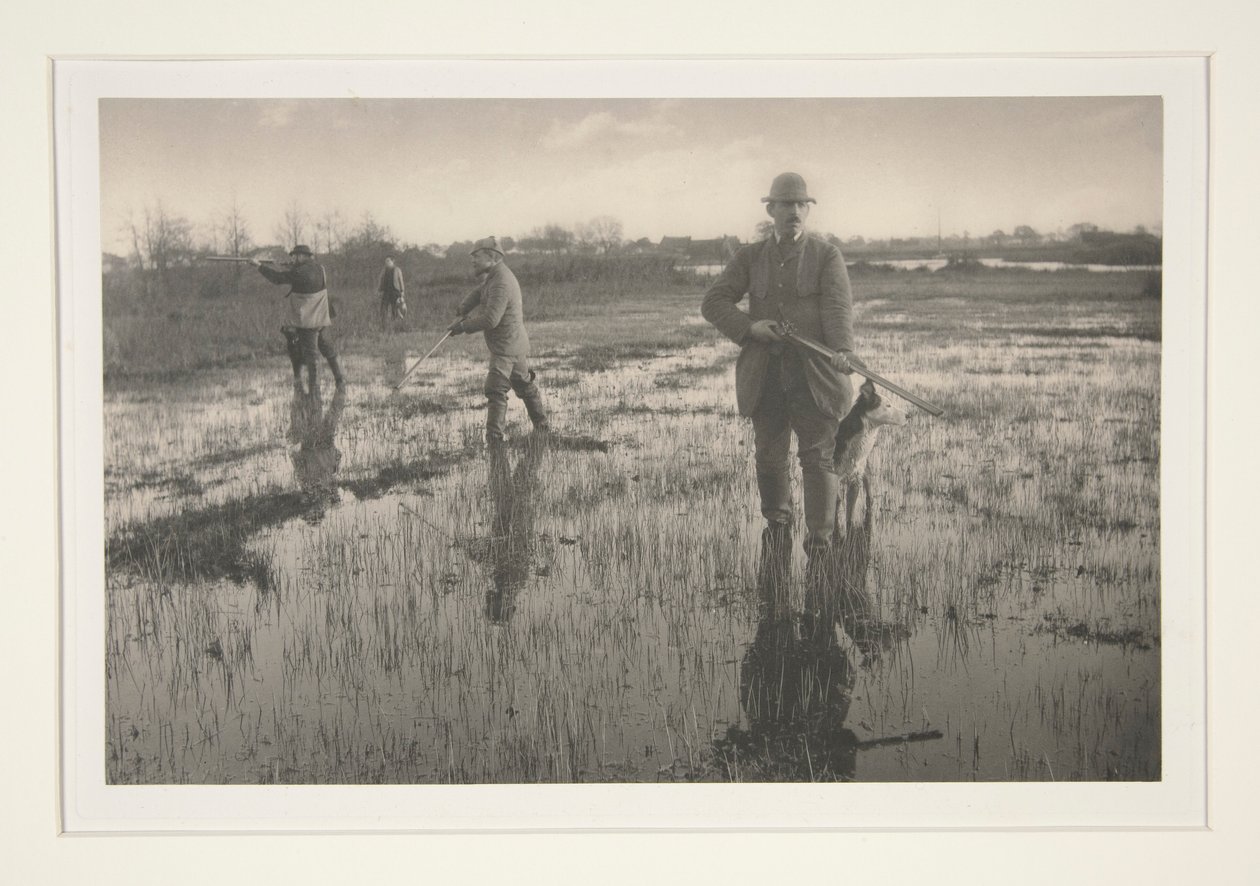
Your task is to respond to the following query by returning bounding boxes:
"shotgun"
[775,314,945,417]
[394,330,454,391]
[207,255,288,265]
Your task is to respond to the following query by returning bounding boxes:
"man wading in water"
[448,236,549,443]
[701,172,858,576]
[252,245,347,393]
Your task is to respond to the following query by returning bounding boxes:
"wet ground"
[104,306,1160,784]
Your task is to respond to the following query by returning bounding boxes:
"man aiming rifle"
[248,245,347,394]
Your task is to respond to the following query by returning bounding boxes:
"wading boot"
[522,391,550,432]
[802,469,840,588]
[486,399,509,443]
[755,468,793,527]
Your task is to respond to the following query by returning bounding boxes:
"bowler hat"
[761,172,816,204]
[471,236,504,257]
[290,244,314,256]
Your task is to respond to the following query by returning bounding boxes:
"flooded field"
[104,276,1160,783]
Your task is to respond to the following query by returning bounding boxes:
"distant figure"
[253,245,346,393]
[377,256,407,330]
[447,236,549,442]
[701,173,859,574]
[288,387,347,520]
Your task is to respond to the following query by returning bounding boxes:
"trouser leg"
[484,367,512,442]
[509,367,549,431]
[791,385,840,553]
[296,328,321,394]
[281,327,302,374]
[751,386,793,527]
[317,329,346,387]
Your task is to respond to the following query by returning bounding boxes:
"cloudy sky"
[99,96,1161,253]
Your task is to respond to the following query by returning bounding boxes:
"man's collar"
[773,230,805,244]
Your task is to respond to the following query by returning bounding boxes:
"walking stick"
[393,330,453,391]
[775,315,945,417]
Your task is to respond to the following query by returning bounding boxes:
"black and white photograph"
[52,57,1209,833]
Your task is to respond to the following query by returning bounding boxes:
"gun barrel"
[779,328,945,417]
[207,256,255,263]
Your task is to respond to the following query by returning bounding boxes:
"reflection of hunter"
[718,527,932,780]
[252,245,347,394]
[447,237,549,443]
[484,435,548,624]
[289,387,347,516]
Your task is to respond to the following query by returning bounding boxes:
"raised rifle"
[206,255,289,266]
[775,311,945,417]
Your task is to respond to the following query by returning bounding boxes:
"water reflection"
[719,527,890,781]
[482,436,548,624]
[288,388,346,518]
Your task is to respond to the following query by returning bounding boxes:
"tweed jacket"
[458,261,530,359]
[701,234,854,419]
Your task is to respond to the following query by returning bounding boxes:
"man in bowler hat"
[701,173,857,566]
[252,244,347,393]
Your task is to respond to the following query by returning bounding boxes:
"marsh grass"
[104,267,1162,783]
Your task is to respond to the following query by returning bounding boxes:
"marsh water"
[106,318,1160,784]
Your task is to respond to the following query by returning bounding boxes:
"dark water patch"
[1004,325,1161,342]
[190,441,280,469]
[531,433,612,453]
[607,403,720,417]
[1037,614,1157,651]
[568,344,663,373]
[128,471,206,497]
[388,396,460,419]
[340,446,478,499]
[107,489,311,588]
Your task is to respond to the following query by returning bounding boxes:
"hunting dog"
[832,379,907,542]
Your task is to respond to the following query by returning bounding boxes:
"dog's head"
[856,379,907,428]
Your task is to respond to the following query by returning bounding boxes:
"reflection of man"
[448,237,549,443]
[377,256,407,330]
[701,173,857,569]
[719,519,903,781]
[722,528,859,781]
[253,245,347,393]
[483,435,548,624]
[289,387,347,516]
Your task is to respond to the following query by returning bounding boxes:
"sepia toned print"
[100,96,1161,784]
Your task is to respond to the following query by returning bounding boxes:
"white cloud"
[541,110,680,150]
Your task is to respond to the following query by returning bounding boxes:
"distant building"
[658,235,740,263]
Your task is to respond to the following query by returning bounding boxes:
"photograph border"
[56,56,1205,834]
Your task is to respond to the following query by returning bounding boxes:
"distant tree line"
[110,201,1162,299]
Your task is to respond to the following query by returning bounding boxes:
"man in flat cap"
[252,244,347,393]
[702,173,857,568]
[448,237,549,442]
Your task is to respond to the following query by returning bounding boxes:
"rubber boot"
[755,468,793,527]
[802,469,839,584]
[486,398,509,443]
[513,371,550,431]
[522,391,549,431]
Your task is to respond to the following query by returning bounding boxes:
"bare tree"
[220,199,254,296]
[584,216,623,254]
[129,202,193,297]
[317,208,345,255]
[274,200,308,250]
